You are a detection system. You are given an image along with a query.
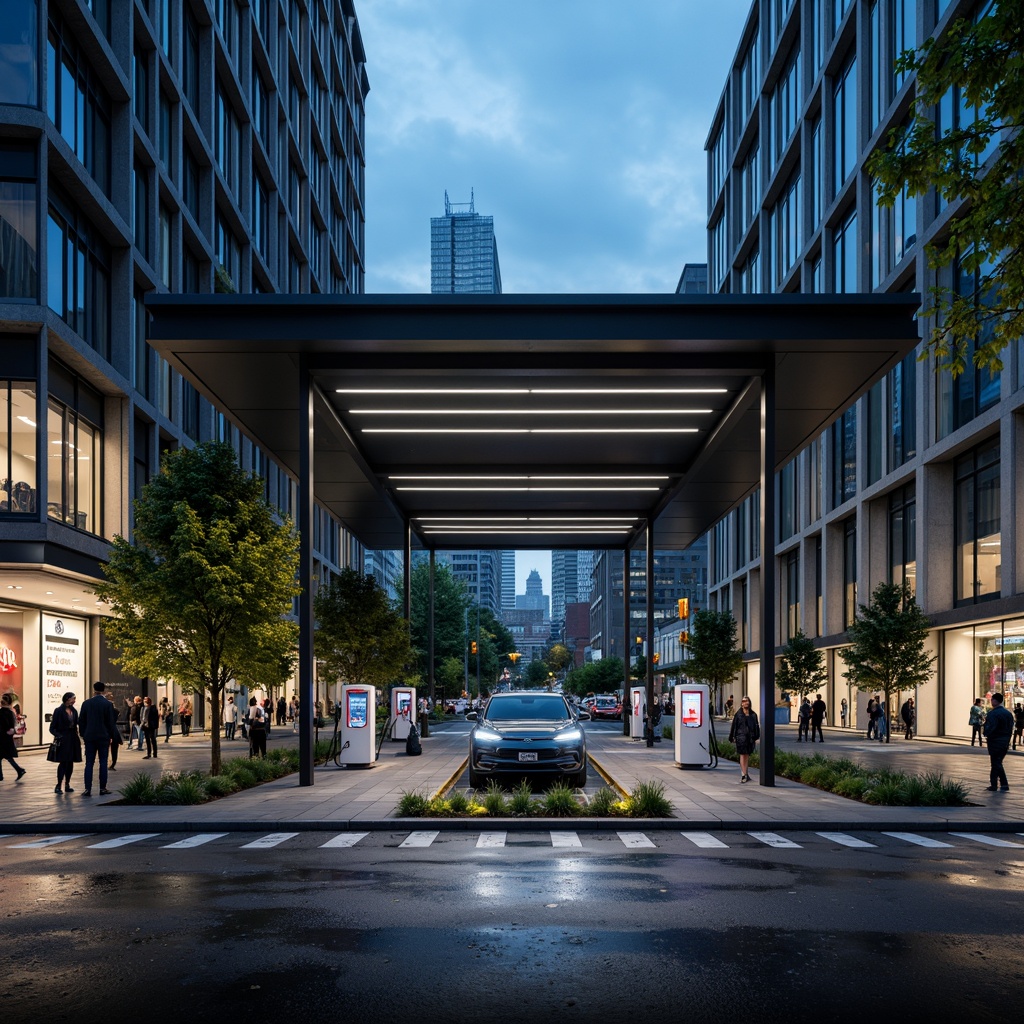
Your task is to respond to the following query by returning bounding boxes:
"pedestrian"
[288,698,297,723]
[105,692,123,772]
[0,692,27,782]
[866,696,877,739]
[277,695,287,726]
[127,695,144,749]
[810,694,827,742]
[983,692,1014,792]
[728,695,760,783]
[262,698,272,738]
[178,696,192,737]
[840,697,848,728]
[49,691,81,793]
[1013,704,1024,750]
[293,697,300,733]
[160,697,173,742]
[78,681,119,796]
[901,697,915,740]
[223,695,238,740]
[797,697,811,741]
[875,699,887,742]
[248,697,267,758]
[12,701,27,744]
[969,698,985,746]
[141,696,159,758]
[725,695,735,718]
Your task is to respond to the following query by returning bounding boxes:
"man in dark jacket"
[810,695,827,743]
[983,692,1014,792]
[78,681,119,796]
[141,697,160,759]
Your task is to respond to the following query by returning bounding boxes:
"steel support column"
[297,356,315,786]
[646,519,655,747]
[759,361,777,786]
[622,547,630,736]
[423,549,434,738]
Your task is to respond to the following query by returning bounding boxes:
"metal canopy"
[146,293,919,554]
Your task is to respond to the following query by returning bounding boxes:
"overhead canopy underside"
[146,293,920,552]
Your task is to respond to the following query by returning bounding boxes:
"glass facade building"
[430,190,502,295]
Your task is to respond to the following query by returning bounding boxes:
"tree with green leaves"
[95,441,300,775]
[867,4,1022,375]
[523,658,550,688]
[409,561,471,676]
[776,630,828,701]
[839,582,936,744]
[563,657,625,698]
[685,609,743,704]
[313,568,417,697]
[546,643,572,675]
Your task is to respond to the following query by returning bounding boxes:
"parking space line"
[680,831,729,849]
[160,833,228,849]
[550,832,582,848]
[950,832,1024,848]
[618,831,656,849]
[476,832,507,848]
[816,832,877,849]
[240,832,300,849]
[320,833,369,848]
[87,834,161,849]
[399,831,439,848]
[8,835,90,848]
[881,832,953,848]
[747,831,801,849]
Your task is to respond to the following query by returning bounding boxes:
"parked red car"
[590,695,622,721]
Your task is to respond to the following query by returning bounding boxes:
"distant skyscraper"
[516,568,550,619]
[430,190,502,294]
[551,549,594,635]
[438,550,501,616]
[676,263,708,294]
[500,550,516,609]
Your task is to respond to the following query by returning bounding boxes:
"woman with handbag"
[0,692,26,781]
[728,695,760,783]
[49,691,81,794]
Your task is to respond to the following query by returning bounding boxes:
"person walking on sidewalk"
[223,695,238,740]
[810,694,827,742]
[78,681,118,796]
[840,698,848,728]
[969,698,986,746]
[0,692,26,782]
[901,697,915,740]
[866,697,877,740]
[797,697,811,741]
[127,695,144,749]
[875,700,888,742]
[983,692,1014,792]
[49,691,80,793]
[728,696,760,783]
[247,697,267,759]
[141,697,159,758]
[105,692,122,772]
[1013,704,1024,750]
[178,697,192,737]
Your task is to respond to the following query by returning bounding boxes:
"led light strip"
[363,428,698,434]
[395,486,661,492]
[392,476,669,482]
[349,408,713,415]
[336,388,728,394]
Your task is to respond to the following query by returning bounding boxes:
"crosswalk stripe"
[399,831,439,848]
[160,833,228,849]
[320,833,369,848]
[747,831,801,849]
[87,834,161,849]
[550,831,582,848]
[881,832,953,848]
[816,832,877,849]
[8,834,90,848]
[618,831,656,849]
[680,831,729,849]
[476,832,507,848]
[240,832,300,849]
[950,832,1024,848]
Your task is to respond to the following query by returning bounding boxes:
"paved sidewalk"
[2,719,1022,833]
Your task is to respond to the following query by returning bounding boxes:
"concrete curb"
[587,753,629,799]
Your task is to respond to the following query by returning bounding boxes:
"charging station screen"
[680,692,702,728]
[347,691,368,728]
[397,692,411,717]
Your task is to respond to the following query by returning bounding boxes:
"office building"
[704,0,1021,737]
[551,548,594,637]
[0,0,369,740]
[430,189,501,294]
[500,550,516,610]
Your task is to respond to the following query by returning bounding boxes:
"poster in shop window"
[42,613,86,720]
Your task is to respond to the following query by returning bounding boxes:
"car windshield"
[595,697,616,705]
[485,696,570,722]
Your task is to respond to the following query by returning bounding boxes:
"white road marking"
[882,832,953,848]
[618,831,656,848]
[8,835,90,848]
[816,832,877,849]
[160,833,228,849]
[320,833,369,848]
[550,831,582,848]
[476,832,507,848]
[680,832,729,849]
[399,831,439,848]
[240,832,300,849]
[950,832,1024,848]
[747,831,801,849]
[87,834,161,849]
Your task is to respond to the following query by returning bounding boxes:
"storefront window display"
[944,619,1024,737]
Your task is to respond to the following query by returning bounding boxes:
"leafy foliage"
[776,630,828,700]
[95,441,300,775]
[685,609,743,700]
[866,5,1023,375]
[563,656,626,698]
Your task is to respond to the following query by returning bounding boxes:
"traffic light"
[678,598,690,619]
[508,652,521,663]
[635,636,643,646]
[652,653,660,665]
[679,631,689,646]
[470,641,478,655]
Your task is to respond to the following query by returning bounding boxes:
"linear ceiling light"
[364,428,698,434]
[415,517,638,523]
[350,408,713,415]
[391,475,669,481]
[420,527,634,534]
[395,486,661,492]
[337,388,727,395]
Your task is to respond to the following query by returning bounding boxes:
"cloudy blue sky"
[356,0,754,592]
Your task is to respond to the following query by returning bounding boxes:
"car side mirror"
[465,711,478,721]
[577,711,591,721]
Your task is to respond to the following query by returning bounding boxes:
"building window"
[739,143,760,232]
[711,214,728,291]
[808,436,822,523]
[867,380,884,486]
[785,548,800,640]
[182,380,200,441]
[215,86,240,197]
[183,148,200,224]
[833,207,857,293]
[889,483,917,598]
[158,93,173,171]
[46,12,112,194]
[811,118,823,229]
[843,517,857,629]
[0,0,38,105]
[0,142,38,300]
[890,0,915,96]
[183,7,200,113]
[159,0,173,58]
[252,71,270,155]
[814,534,823,636]
[955,440,1000,605]
[132,285,151,400]
[132,417,150,521]
[739,248,760,294]
[133,162,149,258]
[778,459,797,541]
[0,376,37,515]
[770,43,801,167]
[133,46,149,136]
[215,211,240,287]
[709,121,728,201]
[770,169,801,287]
[831,406,857,507]
[158,204,172,288]
[889,352,917,470]
[738,31,760,127]
[832,52,857,195]
[834,0,853,32]
[183,246,201,293]
[47,189,110,359]
[215,0,240,66]
[46,361,103,535]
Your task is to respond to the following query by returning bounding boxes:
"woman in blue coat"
[49,691,81,794]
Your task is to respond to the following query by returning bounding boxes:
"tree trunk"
[209,668,223,775]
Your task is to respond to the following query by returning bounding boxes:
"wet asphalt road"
[3,829,1024,1024]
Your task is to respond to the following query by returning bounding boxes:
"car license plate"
[518,751,538,762]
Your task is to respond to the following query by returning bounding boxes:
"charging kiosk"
[390,686,416,741]
[338,684,377,767]
[629,686,645,740]
[673,684,713,768]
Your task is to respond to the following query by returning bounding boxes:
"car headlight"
[554,728,582,743]
[473,728,503,743]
